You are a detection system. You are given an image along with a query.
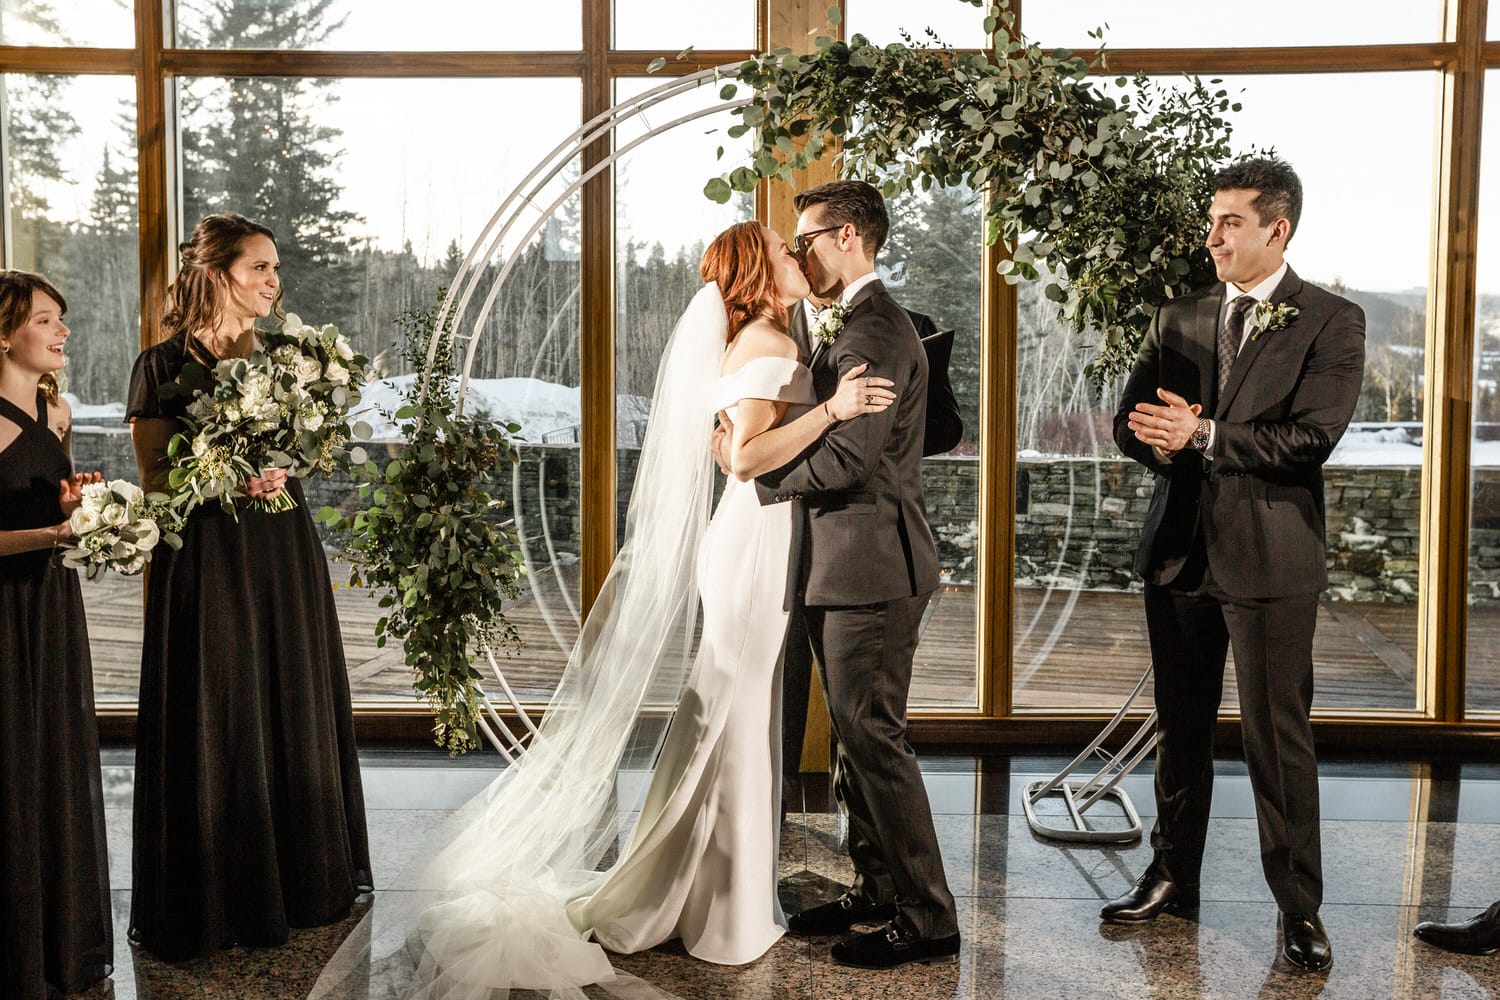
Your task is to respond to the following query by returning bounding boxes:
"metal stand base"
[1025,667,1158,844]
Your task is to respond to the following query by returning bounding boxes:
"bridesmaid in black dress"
[127,214,372,961]
[0,271,113,999]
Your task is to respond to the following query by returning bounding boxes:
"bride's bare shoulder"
[720,319,797,376]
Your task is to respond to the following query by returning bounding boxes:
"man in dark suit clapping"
[1107,158,1365,973]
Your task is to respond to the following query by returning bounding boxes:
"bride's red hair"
[699,221,787,341]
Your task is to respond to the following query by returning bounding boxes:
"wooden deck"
[81,559,1500,714]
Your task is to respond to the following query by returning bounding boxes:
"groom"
[757,179,960,969]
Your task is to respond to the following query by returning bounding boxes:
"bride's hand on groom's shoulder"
[826,363,895,422]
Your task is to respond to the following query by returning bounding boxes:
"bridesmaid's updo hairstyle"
[700,220,787,341]
[164,213,283,363]
[0,269,68,403]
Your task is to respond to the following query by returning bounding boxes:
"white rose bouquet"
[59,480,182,580]
[164,314,371,519]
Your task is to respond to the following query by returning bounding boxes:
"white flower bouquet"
[59,480,182,580]
[165,314,371,518]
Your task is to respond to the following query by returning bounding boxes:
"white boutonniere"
[811,302,849,346]
[1248,301,1299,341]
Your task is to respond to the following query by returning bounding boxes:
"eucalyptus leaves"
[319,296,527,755]
[163,316,370,517]
[705,0,1238,384]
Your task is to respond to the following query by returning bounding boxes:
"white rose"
[81,481,111,504]
[324,360,349,385]
[298,409,325,432]
[101,503,129,527]
[109,479,145,504]
[120,554,147,575]
[131,519,160,550]
[334,335,354,361]
[295,355,323,384]
[70,507,101,535]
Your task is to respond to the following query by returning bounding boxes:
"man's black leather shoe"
[1413,901,1500,956]
[788,892,896,936]
[1280,911,1333,972]
[1099,869,1200,924]
[830,919,960,969]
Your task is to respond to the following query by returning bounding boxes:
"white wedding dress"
[567,355,815,965]
[309,285,819,1000]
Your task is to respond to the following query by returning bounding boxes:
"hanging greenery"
[319,295,527,754]
[705,0,1239,385]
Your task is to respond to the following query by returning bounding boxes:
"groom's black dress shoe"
[1099,869,1199,924]
[1413,901,1500,956]
[1280,911,1333,972]
[788,892,897,936]
[830,919,960,969]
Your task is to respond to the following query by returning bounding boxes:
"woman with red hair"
[562,220,891,965]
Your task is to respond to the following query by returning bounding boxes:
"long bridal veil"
[311,283,731,1000]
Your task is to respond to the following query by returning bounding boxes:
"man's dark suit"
[1113,265,1365,912]
[779,303,959,813]
[760,280,956,938]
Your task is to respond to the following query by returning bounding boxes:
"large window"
[173,0,582,50]
[1024,0,1445,48]
[1467,69,1500,715]
[0,0,132,46]
[845,0,991,47]
[612,0,753,50]
[4,0,1495,732]
[1014,72,1439,713]
[3,73,140,703]
[613,74,751,541]
[173,75,585,703]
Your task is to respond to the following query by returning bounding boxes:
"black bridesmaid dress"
[126,335,372,961]
[0,390,113,999]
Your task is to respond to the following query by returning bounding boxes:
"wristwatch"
[1190,417,1212,453]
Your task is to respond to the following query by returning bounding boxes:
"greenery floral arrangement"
[705,0,1238,385]
[319,294,527,754]
[162,315,370,516]
[60,479,181,579]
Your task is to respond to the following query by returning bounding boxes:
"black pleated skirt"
[129,478,373,961]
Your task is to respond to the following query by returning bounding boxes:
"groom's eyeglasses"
[793,225,847,256]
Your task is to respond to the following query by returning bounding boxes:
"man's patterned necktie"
[1218,295,1256,396]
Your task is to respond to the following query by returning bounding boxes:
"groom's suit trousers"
[805,593,958,940]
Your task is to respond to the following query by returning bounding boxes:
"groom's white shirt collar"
[1224,261,1288,348]
[839,271,880,307]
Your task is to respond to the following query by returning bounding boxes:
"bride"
[314,220,893,999]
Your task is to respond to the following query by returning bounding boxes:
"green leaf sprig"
[708,0,1241,385]
[320,295,527,754]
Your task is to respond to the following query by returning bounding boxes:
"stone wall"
[71,422,1478,605]
[1013,457,1426,603]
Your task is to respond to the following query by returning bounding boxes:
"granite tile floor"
[75,751,1500,1000]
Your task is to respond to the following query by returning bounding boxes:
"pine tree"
[178,0,362,330]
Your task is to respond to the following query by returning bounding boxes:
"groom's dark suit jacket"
[759,280,939,606]
[1114,266,1365,598]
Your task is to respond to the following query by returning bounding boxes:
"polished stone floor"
[75,751,1500,999]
